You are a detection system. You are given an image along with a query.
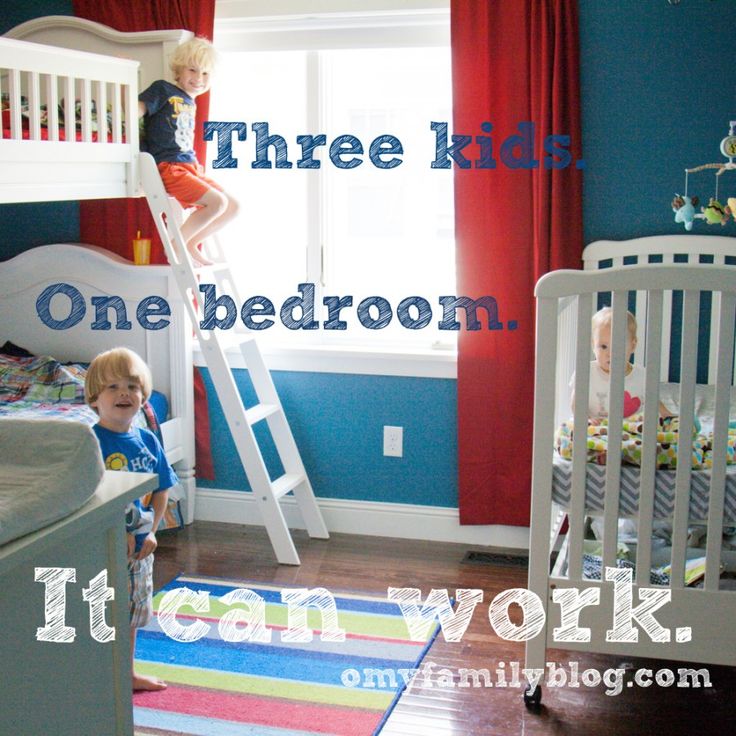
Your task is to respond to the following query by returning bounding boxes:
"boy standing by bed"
[138,37,238,266]
[85,347,177,691]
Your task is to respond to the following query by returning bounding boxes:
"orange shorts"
[157,161,223,209]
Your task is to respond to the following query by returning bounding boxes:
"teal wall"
[578,0,735,243]
[197,368,457,506]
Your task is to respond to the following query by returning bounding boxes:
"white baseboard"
[194,487,530,550]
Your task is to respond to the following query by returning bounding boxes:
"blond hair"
[591,307,637,342]
[169,37,217,77]
[85,347,153,406]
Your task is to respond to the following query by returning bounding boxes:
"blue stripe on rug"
[134,707,317,736]
[157,578,404,617]
[138,629,416,690]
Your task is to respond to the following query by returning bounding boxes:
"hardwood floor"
[154,522,736,736]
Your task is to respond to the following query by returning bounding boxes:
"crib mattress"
[552,455,736,523]
[0,419,104,546]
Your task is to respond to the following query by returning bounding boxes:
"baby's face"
[592,324,636,373]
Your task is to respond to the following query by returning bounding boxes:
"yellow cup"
[133,237,151,265]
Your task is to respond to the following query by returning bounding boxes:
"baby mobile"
[671,120,736,230]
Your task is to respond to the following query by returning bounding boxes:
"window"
[208,3,454,358]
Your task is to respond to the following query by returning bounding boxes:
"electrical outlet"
[383,425,403,457]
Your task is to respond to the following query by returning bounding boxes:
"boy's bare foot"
[187,244,213,267]
[133,673,167,691]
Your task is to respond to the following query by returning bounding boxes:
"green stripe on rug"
[152,594,421,641]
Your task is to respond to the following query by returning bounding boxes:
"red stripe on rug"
[134,686,382,735]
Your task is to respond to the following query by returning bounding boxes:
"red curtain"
[452,0,583,525]
[74,0,216,480]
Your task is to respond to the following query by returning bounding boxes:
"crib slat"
[63,76,75,143]
[602,293,628,570]
[9,68,22,140]
[670,290,700,587]
[636,290,664,585]
[705,291,736,590]
[80,77,92,142]
[45,74,59,142]
[660,254,675,382]
[28,71,41,141]
[528,294,559,669]
[111,82,122,144]
[634,289,647,366]
[97,80,108,142]
[123,81,139,195]
[568,293,594,580]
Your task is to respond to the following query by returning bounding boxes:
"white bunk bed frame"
[1,16,190,203]
[0,18,196,522]
[526,234,736,705]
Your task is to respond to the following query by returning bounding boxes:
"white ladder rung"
[245,403,280,426]
[271,472,306,500]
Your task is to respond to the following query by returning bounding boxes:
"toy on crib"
[702,198,729,226]
[726,197,736,222]
[672,194,699,230]
[671,120,736,230]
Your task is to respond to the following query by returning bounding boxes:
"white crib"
[525,235,736,706]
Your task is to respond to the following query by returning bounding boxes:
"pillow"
[0,341,35,358]
[660,382,736,434]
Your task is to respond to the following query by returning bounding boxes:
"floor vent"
[462,551,529,567]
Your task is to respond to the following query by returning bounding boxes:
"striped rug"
[132,575,439,736]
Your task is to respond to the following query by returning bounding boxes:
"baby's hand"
[588,417,602,426]
[137,531,158,560]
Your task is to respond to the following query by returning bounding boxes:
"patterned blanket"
[555,414,736,469]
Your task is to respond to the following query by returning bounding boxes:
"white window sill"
[193,340,457,378]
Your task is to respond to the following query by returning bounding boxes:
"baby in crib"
[571,307,671,424]
[85,347,177,691]
[138,37,238,267]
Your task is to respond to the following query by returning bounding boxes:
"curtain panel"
[451,0,583,525]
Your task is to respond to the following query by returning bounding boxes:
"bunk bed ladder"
[138,152,328,565]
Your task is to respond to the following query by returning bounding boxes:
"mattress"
[552,455,736,523]
[0,419,104,546]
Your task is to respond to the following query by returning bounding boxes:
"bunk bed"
[525,234,736,705]
[0,18,196,733]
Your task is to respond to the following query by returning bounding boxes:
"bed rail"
[0,36,139,202]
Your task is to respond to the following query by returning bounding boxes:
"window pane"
[320,46,454,348]
[208,45,455,349]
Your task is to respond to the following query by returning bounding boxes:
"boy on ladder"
[139,37,238,266]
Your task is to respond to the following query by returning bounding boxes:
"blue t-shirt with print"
[139,79,198,164]
[93,424,178,552]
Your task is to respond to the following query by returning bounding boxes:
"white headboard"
[4,15,192,90]
[0,243,190,406]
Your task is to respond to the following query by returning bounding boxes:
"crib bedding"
[551,455,736,523]
[0,418,104,546]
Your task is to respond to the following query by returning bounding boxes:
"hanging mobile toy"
[671,121,736,230]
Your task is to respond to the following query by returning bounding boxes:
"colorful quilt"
[555,414,736,469]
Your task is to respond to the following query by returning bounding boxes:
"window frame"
[207,0,456,378]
